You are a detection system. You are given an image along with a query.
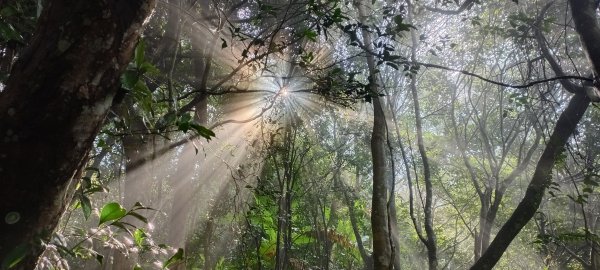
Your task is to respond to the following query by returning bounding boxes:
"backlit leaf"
[99,202,127,226]
[80,195,92,220]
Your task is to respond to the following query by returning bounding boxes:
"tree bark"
[0,1,155,268]
[407,1,437,268]
[470,92,590,269]
[352,0,392,267]
[471,1,600,268]
[353,0,392,267]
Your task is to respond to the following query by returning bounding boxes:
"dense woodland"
[1,0,600,269]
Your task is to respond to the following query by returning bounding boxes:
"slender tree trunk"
[474,190,490,260]
[353,0,392,268]
[409,66,438,270]
[154,0,181,69]
[344,167,373,270]
[322,119,343,269]
[0,1,155,268]
[323,173,340,269]
[407,2,437,268]
[202,216,216,270]
[274,125,294,270]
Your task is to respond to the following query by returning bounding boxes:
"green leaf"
[132,80,153,112]
[135,39,146,67]
[127,211,149,224]
[158,112,177,130]
[180,113,192,123]
[302,29,318,42]
[0,21,23,42]
[98,202,127,226]
[1,244,28,269]
[139,62,160,75]
[121,70,139,90]
[177,113,194,133]
[133,80,151,97]
[85,185,108,194]
[393,15,414,33]
[134,229,147,247]
[80,195,92,220]
[177,121,190,133]
[133,264,143,270]
[162,248,184,269]
[189,124,216,140]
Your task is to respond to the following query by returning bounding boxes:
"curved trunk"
[407,1,437,268]
[472,0,600,267]
[470,93,590,269]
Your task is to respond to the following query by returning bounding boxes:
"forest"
[1,0,600,269]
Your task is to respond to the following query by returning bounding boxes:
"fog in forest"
[1,0,600,270]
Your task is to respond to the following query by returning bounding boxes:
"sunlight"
[279,86,289,97]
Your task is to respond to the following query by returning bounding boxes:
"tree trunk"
[407,2,437,268]
[474,189,491,260]
[344,168,372,270]
[470,93,590,269]
[471,0,600,267]
[0,1,155,269]
[353,0,392,268]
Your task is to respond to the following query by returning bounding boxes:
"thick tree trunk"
[475,205,498,260]
[0,1,155,269]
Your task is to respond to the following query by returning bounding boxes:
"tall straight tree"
[354,0,393,268]
[0,1,156,268]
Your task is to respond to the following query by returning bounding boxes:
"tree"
[351,0,393,268]
[471,0,600,268]
[0,1,156,268]
[6,0,600,269]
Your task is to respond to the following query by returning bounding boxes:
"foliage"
[3,0,600,269]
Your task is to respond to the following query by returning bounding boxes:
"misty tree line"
[1,0,600,269]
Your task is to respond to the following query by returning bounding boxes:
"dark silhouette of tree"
[0,1,156,268]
